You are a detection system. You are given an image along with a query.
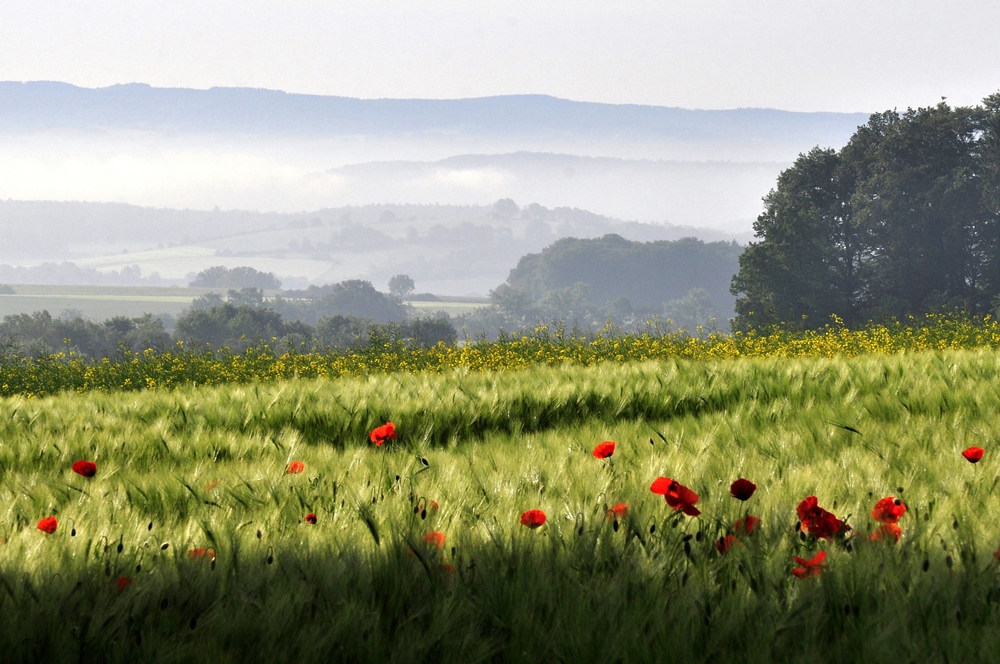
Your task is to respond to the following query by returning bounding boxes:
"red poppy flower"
[716,534,738,554]
[37,517,58,534]
[651,477,700,516]
[429,500,440,514]
[592,441,616,459]
[796,496,849,541]
[286,461,305,474]
[188,548,215,561]
[994,545,1000,561]
[423,531,446,548]
[369,422,398,447]
[520,509,546,528]
[114,576,133,593]
[868,523,902,542]
[72,460,97,478]
[733,515,761,534]
[305,513,317,524]
[871,496,907,525]
[962,447,985,463]
[442,563,457,575]
[607,503,628,520]
[792,550,826,578]
[650,477,672,495]
[730,478,757,501]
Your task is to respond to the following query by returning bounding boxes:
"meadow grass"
[2,352,1000,661]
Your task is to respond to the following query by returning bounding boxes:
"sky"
[2,0,999,112]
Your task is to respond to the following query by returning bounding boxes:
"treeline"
[732,94,1000,329]
[0,284,455,358]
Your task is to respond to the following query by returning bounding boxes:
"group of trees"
[0,307,455,358]
[456,234,738,336]
[731,95,1000,329]
[172,303,454,353]
[0,312,171,357]
[0,277,454,358]
[189,266,282,290]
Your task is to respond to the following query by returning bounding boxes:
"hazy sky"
[3,1,998,112]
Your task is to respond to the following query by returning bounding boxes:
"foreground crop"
[2,353,1000,661]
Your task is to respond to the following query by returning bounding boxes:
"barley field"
[2,351,1000,662]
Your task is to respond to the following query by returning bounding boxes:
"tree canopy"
[507,234,742,313]
[189,266,282,290]
[731,95,1000,329]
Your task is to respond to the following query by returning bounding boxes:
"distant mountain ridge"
[0,81,869,143]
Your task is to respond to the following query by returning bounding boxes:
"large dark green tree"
[732,96,1000,329]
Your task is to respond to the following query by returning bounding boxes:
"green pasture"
[405,298,488,316]
[2,352,1000,661]
[0,285,219,320]
[0,284,486,321]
